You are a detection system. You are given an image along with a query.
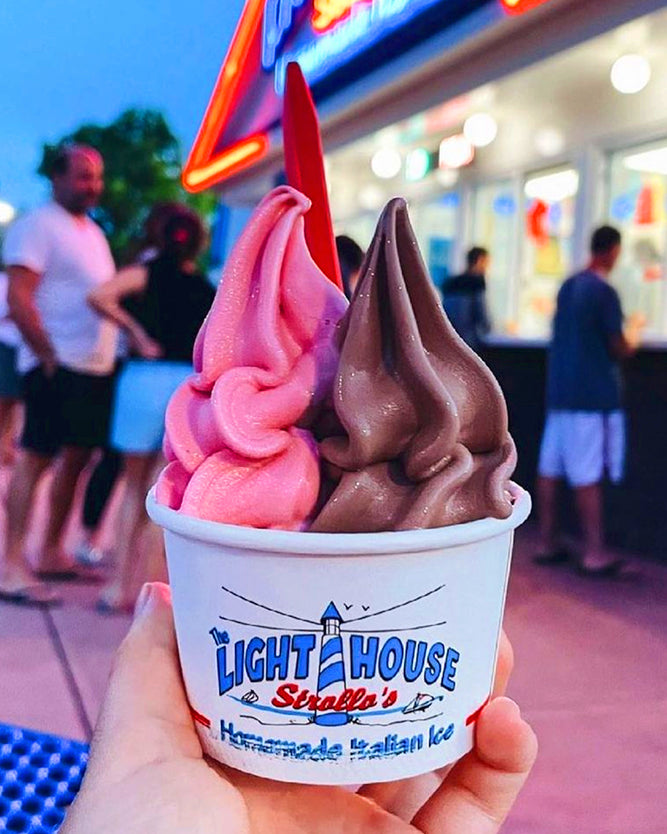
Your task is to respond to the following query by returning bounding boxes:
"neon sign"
[311,0,371,32]
[500,0,550,14]
[262,0,307,70]
[184,0,553,190]
[274,0,443,94]
[262,0,375,70]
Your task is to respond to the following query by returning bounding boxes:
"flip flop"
[0,584,62,607]
[34,566,104,584]
[576,560,634,579]
[533,548,570,566]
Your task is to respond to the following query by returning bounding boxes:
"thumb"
[412,697,537,834]
[84,583,202,788]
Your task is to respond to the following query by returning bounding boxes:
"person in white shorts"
[536,226,643,577]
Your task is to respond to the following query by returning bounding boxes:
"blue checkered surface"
[0,724,88,833]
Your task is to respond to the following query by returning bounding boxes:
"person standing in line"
[0,144,118,605]
[535,225,644,577]
[89,209,214,613]
[441,246,491,350]
[0,267,23,465]
[335,234,364,300]
[75,201,187,566]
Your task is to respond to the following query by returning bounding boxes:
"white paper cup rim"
[146,482,530,556]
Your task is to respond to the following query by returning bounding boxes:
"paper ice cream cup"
[146,483,530,785]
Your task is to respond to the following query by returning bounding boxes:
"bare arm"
[609,313,645,360]
[88,265,162,358]
[609,334,634,361]
[7,265,56,373]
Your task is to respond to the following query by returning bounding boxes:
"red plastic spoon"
[282,61,343,291]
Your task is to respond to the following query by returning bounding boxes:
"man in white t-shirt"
[0,144,118,605]
[0,270,22,463]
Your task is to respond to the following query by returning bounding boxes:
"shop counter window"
[608,139,667,339]
[471,180,517,335]
[335,212,378,252]
[518,165,579,338]
[410,192,460,293]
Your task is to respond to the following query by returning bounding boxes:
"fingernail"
[134,583,154,620]
[504,698,523,721]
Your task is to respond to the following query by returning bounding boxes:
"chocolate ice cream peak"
[312,198,516,532]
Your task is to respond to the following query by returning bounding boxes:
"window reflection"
[411,192,460,294]
[608,140,667,338]
[519,166,579,337]
[471,181,517,334]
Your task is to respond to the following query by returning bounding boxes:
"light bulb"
[610,54,651,94]
[0,200,16,224]
[463,113,498,147]
[438,134,475,169]
[405,148,430,181]
[371,148,402,179]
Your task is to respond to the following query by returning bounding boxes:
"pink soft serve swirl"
[156,186,348,529]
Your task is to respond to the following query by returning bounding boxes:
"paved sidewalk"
[0,513,665,833]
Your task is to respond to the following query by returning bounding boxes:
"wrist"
[37,348,57,370]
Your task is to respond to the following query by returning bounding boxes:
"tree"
[38,108,216,262]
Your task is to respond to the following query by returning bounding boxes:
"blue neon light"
[610,192,636,222]
[492,194,516,216]
[270,0,444,94]
[262,0,308,71]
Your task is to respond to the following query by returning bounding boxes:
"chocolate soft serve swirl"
[311,198,517,532]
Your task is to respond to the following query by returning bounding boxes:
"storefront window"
[410,192,460,292]
[608,139,667,339]
[334,212,378,252]
[471,181,517,335]
[519,166,579,337]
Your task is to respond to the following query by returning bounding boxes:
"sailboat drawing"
[241,690,259,704]
[402,693,443,715]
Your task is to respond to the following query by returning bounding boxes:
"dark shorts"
[21,366,115,456]
[0,342,21,399]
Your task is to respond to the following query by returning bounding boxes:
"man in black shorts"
[0,145,118,604]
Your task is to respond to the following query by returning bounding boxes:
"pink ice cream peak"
[156,186,348,529]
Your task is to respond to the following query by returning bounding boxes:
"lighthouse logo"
[208,583,461,729]
[316,602,348,726]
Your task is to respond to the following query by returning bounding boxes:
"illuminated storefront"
[323,10,667,341]
[189,0,667,554]
[190,0,667,342]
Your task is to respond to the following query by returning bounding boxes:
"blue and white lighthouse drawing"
[315,602,349,726]
[216,583,449,727]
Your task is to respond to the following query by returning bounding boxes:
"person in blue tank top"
[536,225,644,577]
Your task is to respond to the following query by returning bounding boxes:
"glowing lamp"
[371,148,402,179]
[463,113,497,148]
[610,54,651,94]
[438,134,474,169]
[524,169,579,203]
[405,148,430,181]
[0,201,15,224]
